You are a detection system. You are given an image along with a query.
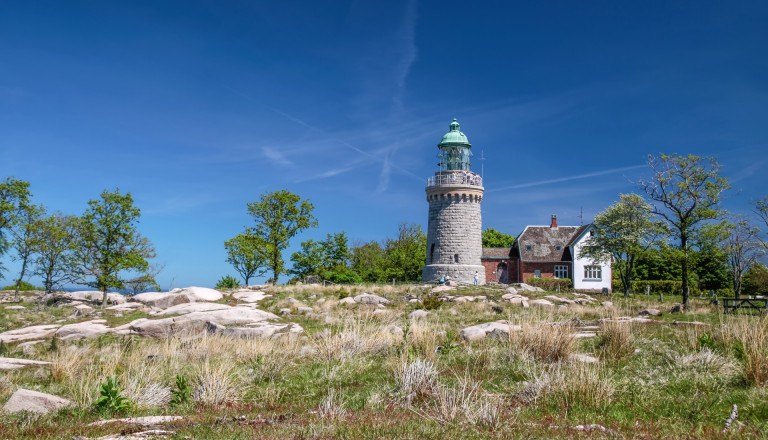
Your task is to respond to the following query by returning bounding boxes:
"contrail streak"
[487,164,646,192]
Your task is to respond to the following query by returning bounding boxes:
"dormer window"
[525,244,532,251]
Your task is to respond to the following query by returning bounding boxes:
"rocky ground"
[0,283,762,439]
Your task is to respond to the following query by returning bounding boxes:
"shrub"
[170,375,192,406]
[630,280,701,296]
[1,280,40,291]
[94,376,133,414]
[525,278,572,292]
[214,275,240,290]
[421,293,442,310]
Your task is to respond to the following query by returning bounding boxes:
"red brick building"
[482,215,611,291]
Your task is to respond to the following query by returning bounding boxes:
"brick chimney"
[550,214,558,228]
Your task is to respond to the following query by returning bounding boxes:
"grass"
[0,284,767,438]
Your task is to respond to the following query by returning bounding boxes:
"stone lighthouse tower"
[422,119,485,284]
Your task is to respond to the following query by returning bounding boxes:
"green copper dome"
[438,118,471,147]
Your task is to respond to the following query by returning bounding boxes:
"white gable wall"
[571,227,612,292]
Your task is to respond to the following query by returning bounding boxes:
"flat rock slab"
[3,388,71,414]
[0,324,60,343]
[55,319,112,340]
[4,305,26,310]
[529,299,555,307]
[209,322,304,339]
[430,285,456,294]
[129,308,280,338]
[156,303,232,316]
[672,320,709,327]
[409,310,430,320]
[0,357,51,370]
[353,293,390,305]
[571,353,599,363]
[231,291,270,303]
[88,415,184,427]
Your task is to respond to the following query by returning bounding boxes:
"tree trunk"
[101,288,108,307]
[14,255,29,298]
[681,234,690,310]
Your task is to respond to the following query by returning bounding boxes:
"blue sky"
[1,1,767,288]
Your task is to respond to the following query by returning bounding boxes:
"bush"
[629,280,701,296]
[214,275,240,290]
[421,293,442,310]
[525,278,572,292]
[1,280,40,291]
[94,376,133,414]
[323,268,363,284]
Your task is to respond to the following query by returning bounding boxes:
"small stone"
[296,306,313,315]
[279,308,291,316]
[669,304,683,314]
[409,310,429,320]
[639,308,661,316]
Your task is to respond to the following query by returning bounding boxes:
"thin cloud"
[261,146,294,167]
[488,164,647,192]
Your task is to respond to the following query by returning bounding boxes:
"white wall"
[572,229,612,292]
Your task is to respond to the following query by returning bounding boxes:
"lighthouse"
[422,119,485,284]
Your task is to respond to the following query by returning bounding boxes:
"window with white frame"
[584,265,602,280]
[554,265,568,279]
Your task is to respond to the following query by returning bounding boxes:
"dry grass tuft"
[718,315,768,386]
[425,376,503,428]
[512,323,575,363]
[316,388,347,420]
[597,320,635,360]
[517,362,613,410]
[192,362,245,405]
[394,358,438,404]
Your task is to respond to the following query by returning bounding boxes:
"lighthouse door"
[496,263,508,283]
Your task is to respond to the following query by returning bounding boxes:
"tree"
[383,223,427,282]
[719,219,765,297]
[9,202,44,295]
[743,263,768,297]
[757,196,768,248]
[639,154,730,309]
[0,177,31,278]
[289,232,355,283]
[224,233,267,286]
[350,241,387,282]
[31,213,78,293]
[72,189,156,306]
[482,227,515,248]
[123,263,164,294]
[246,190,317,284]
[579,194,662,296]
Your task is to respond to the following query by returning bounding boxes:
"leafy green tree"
[383,223,426,282]
[482,227,515,248]
[289,239,325,279]
[634,244,682,281]
[0,177,31,278]
[742,263,768,296]
[72,189,156,306]
[9,202,44,295]
[290,232,354,282]
[31,213,78,293]
[224,233,267,286]
[579,194,662,296]
[350,241,387,282]
[246,190,317,284]
[639,154,730,308]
